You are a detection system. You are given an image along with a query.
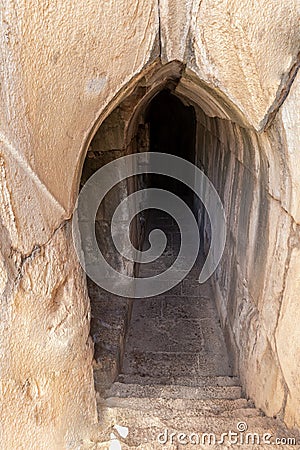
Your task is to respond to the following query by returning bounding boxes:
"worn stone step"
[98,397,262,419]
[95,408,298,450]
[99,396,257,418]
[122,350,233,378]
[101,407,270,429]
[103,381,242,400]
[117,373,240,387]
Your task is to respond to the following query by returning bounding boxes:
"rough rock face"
[1,223,97,449]
[194,105,295,426]
[161,0,300,130]
[0,0,300,448]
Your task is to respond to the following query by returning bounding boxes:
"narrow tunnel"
[79,69,272,417]
[146,89,195,197]
[121,89,233,382]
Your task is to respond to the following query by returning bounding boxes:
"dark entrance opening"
[119,90,233,383]
[82,82,233,400]
[146,89,196,201]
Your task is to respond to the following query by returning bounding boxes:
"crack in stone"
[157,0,162,60]
[261,51,300,131]
[267,191,300,226]
[272,220,295,420]
[15,219,69,282]
[0,131,67,215]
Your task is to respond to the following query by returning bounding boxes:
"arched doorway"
[77,62,277,422]
[120,89,233,383]
[79,77,237,395]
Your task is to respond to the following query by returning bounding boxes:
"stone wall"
[1,222,97,449]
[194,88,300,427]
[80,106,135,392]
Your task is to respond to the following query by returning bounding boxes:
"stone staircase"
[84,210,300,449]
[92,374,299,449]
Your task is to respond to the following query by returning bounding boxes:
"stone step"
[95,407,297,450]
[93,383,300,450]
[101,406,270,428]
[99,396,258,417]
[121,350,232,378]
[103,381,242,400]
[117,373,240,387]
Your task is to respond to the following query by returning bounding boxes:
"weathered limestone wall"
[1,3,159,448]
[160,0,300,130]
[275,70,300,428]
[195,76,300,427]
[0,0,299,448]
[81,106,135,392]
[1,222,97,449]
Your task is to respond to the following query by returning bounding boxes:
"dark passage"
[120,90,232,382]
[146,89,196,199]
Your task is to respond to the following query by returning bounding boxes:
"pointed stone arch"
[76,59,296,426]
